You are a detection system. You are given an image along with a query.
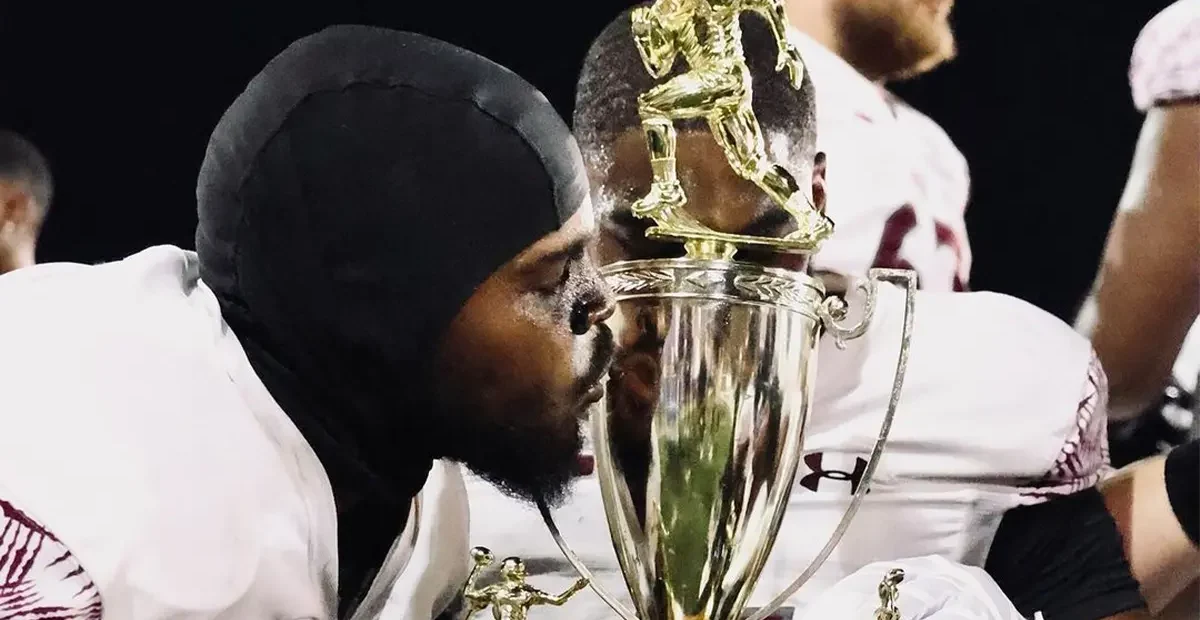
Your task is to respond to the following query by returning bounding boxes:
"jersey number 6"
[871,204,967,292]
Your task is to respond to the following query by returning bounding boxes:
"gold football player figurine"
[630,0,835,251]
[463,547,589,619]
[873,568,906,620]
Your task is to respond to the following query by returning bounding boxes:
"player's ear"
[0,181,32,226]
[811,151,827,215]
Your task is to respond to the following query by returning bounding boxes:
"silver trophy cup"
[538,261,914,620]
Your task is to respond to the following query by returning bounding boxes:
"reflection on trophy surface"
[520,1,917,618]
[595,258,825,620]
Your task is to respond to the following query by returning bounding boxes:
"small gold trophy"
[501,1,917,619]
[874,569,906,620]
[462,547,589,619]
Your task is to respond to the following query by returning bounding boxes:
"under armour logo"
[798,452,867,494]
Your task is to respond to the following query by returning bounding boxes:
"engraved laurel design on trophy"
[605,261,826,316]
[479,0,920,618]
[606,269,676,296]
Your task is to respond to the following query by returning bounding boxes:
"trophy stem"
[683,239,737,260]
[744,269,917,620]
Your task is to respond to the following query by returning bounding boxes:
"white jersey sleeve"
[808,283,1108,495]
[1131,0,1200,111]
[754,285,1110,601]
[796,556,1025,620]
[0,247,338,619]
[0,498,104,619]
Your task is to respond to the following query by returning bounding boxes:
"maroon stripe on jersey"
[1017,352,1112,504]
[0,499,103,619]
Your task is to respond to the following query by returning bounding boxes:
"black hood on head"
[195,25,587,615]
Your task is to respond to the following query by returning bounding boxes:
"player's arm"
[745,0,792,54]
[1075,104,1200,420]
[461,560,493,611]
[530,577,589,606]
[630,5,677,79]
[745,0,805,86]
[1101,440,1199,616]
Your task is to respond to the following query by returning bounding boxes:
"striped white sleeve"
[1016,350,1111,504]
[0,498,103,619]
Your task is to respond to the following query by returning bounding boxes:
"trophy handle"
[535,498,642,620]
[745,268,917,620]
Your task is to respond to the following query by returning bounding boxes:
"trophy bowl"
[534,264,914,620]
[593,257,824,620]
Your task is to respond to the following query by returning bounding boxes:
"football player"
[0,26,614,619]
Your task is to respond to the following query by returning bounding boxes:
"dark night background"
[0,2,1172,320]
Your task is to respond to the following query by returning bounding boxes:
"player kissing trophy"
[470,1,917,618]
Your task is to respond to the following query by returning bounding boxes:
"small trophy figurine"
[463,547,589,619]
[629,0,835,254]
[873,568,906,620]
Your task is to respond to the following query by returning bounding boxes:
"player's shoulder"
[934,289,1067,326]
[905,288,1098,419]
[888,95,954,141]
[0,246,216,425]
[916,289,1088,358]
[788,28,893,122]
[0,246,212,359]
[0,245,198,322]
[818,284,1094,413]
[0,248,323,616]
[867,287,1104,483]
[886,94,968,173]
[0,244,271,533]
[1131,0,1200,111]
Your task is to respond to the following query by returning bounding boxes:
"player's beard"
[436,327,613,509]
[834,0,957,82]
[456,394,585,509]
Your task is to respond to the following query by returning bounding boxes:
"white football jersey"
[787,29,972,292]
[465,283,1107,618]
[1129,0,1200,397]
[0,247,467,620]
